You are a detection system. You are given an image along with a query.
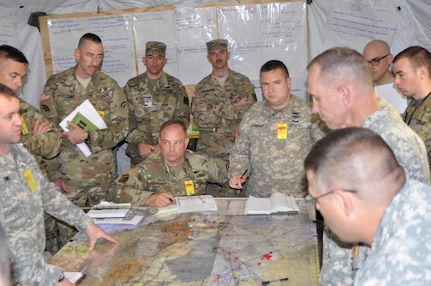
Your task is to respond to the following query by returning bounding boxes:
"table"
[51,198,319,285]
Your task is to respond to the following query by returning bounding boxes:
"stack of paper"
[175,195,218,213]
[60,99,107,157]
[245,193,299,215]
[87,201,144,225]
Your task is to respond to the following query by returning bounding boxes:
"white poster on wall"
[309,0,397,58]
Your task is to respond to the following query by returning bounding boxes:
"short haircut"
[159,119,187,137]
[307,47,373,87]
[0,45,28,65]
[393,46,431,76]
[78,33,102,49]
[0,83,18,100]
[305,127,401,203]
[260,60,290,78]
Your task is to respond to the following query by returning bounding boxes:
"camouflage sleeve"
[11,247,63,285]
[409,111,431,174]
[310,113,329,144]
[174,82,191,128]
[192,81,256,128]
[106,167,153,207]
[87,81,129,152]
[319,227,355,286]
[228,118,251,177]
[206,157,229,184]
[124,82,152,145]
[20,101,62,159]
[38,170,93,232]
[39,82,63,180]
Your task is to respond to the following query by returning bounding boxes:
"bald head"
[363,40,393,85]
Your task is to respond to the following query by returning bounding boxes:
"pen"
[241,169,248,179]
[261,277,288,285]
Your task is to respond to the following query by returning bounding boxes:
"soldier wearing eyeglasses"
[363,39,394,86]
[305,127,431,286]
[307,46,430,286]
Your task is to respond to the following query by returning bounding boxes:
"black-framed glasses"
[305,189,357,204]
[368,54,389,66]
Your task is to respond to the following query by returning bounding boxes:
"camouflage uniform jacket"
[0,144,92,285]
[108,150,228,206]
[229,96,324,198]
[20,99,62,165]
[320,106,430,286]
[404,92,431,175]
[125,71,190,149]
[40,67,129,187]
[192,69,256,162]
[355,179,431,285]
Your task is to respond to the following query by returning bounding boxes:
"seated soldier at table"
[107,119,228,208]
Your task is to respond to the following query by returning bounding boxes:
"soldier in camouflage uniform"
[0,45,63,255]
[125,41,190,166]
[0,45,62,172]
[229,60,324,198]
[307,47,430,285]
[393,46,431,175]
[108,119,228,208]
[305,127,431,286]
[192,39,256,197]
[40,33,128,249]
[0,83,116,286]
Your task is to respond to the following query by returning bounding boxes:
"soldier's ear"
[185,137,190,147]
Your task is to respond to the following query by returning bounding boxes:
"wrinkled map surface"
[51,199,319,285]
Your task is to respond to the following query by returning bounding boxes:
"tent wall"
[0,0,429,108]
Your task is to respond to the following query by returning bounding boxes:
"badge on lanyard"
[24,170,38,192]
[144,95,152,107]
[184,180,195,196]
[277,123,288,140]
[21,117,29,135]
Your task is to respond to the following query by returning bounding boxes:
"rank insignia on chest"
[21,117,29,135]
[277,123,288,140]
[24,170,39,192]
[184,180,195,195]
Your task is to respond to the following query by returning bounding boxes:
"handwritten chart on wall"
[41,1,308,89]
[47,14,136,86]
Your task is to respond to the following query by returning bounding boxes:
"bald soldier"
[363,39,394,86]
[108,119,228,208]
[125,41,190,166]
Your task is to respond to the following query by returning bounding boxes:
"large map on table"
[51,200,319,285]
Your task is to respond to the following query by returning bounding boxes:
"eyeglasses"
[367,54,389,66]
[305,189,357,204]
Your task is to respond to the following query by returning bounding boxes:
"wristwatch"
[58,272,65,282]
[84,133,91,145]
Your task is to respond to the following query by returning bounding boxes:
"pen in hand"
[241,169,248,179]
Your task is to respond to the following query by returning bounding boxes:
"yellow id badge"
[184,180,195,195]
[24,170,38,192]
[351,243,359,259]
[277,123,288,140]
[21,117,29,135]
